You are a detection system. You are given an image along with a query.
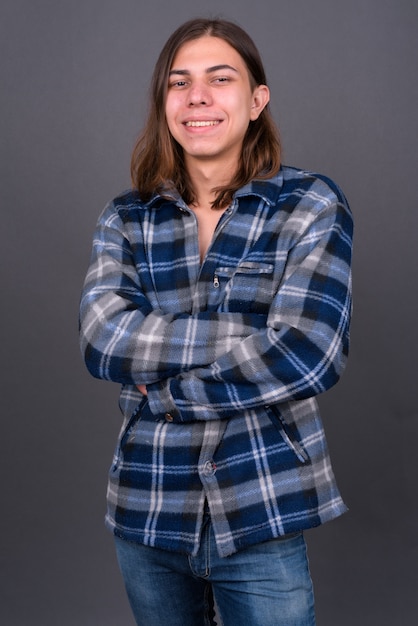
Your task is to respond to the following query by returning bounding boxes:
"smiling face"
[165,36,269,173]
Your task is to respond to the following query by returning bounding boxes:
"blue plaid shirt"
[80,166,353,557]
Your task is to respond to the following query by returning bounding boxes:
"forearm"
[146,311,350,421]
[80,305,267,384]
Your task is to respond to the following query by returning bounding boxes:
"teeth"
[185,120,220,127]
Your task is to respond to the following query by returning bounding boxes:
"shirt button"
[203,460,217,476]
[165,413,174,422]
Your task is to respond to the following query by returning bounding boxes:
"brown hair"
[130,18,281,208]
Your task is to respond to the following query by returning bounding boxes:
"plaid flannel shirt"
[80,166,353,557]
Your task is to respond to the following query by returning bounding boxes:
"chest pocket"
[214,261,275,312]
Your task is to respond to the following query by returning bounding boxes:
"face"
[165,36,269,171]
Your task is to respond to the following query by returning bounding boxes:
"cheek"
[229,95,253,124]
[165,95,179,124]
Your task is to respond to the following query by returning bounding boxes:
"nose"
[188,82,212,106]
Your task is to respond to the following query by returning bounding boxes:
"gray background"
[1,0,417,624]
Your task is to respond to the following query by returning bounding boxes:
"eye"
[212,76,231,84]
[168,79,189,89]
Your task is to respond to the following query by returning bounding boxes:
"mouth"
[184,120,221,128]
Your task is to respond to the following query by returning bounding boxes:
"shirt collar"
[142,170,284,209]
[234,171,283,206]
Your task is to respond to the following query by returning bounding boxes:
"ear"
[250,84,270,121]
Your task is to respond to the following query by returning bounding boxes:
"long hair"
[130,18,281,208]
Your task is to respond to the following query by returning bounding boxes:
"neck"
[185,157,237,209]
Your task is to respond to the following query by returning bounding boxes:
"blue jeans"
[114,514,316,626]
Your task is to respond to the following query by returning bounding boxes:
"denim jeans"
[114,513,316,626]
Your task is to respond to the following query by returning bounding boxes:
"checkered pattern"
[80,166,353,557]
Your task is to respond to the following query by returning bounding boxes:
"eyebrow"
[169,64,239,76]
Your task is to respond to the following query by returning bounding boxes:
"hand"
[136,384,148,395]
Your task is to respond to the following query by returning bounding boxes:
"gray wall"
[1,1,417,624]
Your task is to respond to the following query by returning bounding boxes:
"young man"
[80,17,353,626]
